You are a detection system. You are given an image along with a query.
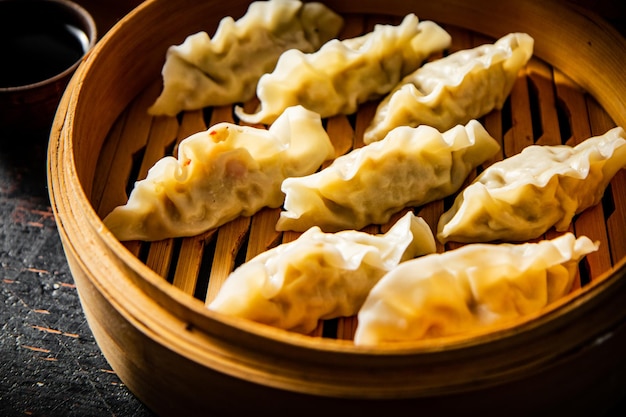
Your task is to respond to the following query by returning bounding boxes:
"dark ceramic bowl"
[0,0,96,134]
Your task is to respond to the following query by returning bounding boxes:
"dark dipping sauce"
[0,3,90,88]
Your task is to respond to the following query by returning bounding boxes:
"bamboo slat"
[204,216,251,304]
[586,97,626,265]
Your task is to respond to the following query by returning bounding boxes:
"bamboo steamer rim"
[48,0,626,398]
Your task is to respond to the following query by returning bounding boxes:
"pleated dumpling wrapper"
[208,212,436,334]
[354,233,599,346]
[103,106,334,241]
[364,32,534,144]
[276,120,500,233]
[235,13,451,125]
[148,0,343,116]
[437,126,626,244]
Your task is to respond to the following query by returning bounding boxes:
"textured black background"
[0,3,153,416]
[0,132,156,416]
[1,1,625,416]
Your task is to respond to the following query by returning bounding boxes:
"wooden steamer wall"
[48,0,626,415]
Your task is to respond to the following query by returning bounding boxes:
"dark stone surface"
[0,129,156,417]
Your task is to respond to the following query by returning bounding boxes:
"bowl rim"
[0,0,97,92]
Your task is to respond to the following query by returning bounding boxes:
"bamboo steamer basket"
[48,0,626,415]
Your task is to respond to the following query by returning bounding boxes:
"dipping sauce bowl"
[0,0,96,135]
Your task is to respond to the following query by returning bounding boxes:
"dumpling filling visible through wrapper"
[103,106,334,241]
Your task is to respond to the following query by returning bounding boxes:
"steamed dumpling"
[235,13,451,124]
[354,233,599,345]
[437,126,626,243]
[276,120,500,233]
[208,212,436,333]
[103,106,335,241]
[364,32,534,143]
[148,0,343,116]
